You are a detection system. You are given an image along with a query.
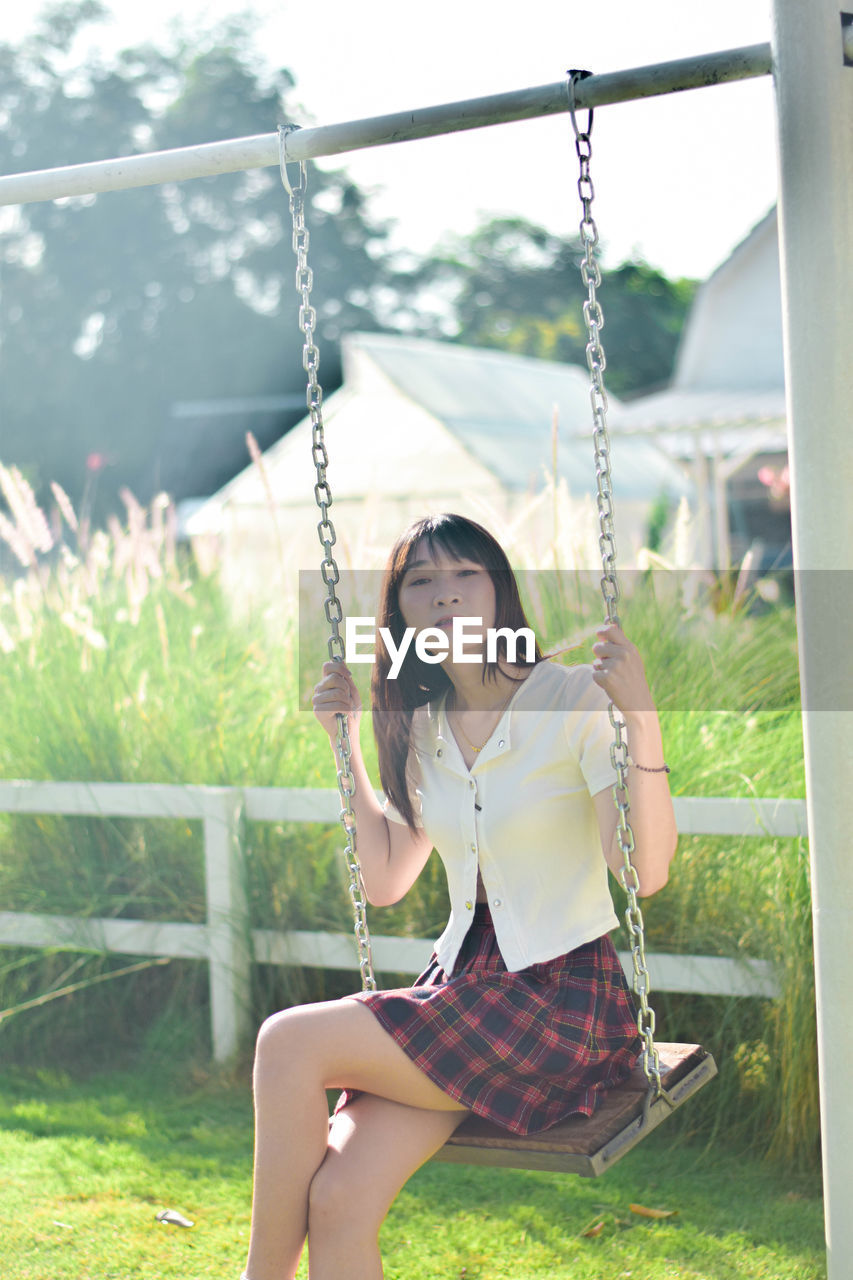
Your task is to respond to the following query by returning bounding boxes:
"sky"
[5,0,780,282]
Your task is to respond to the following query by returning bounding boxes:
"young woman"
[243,513,676,1280]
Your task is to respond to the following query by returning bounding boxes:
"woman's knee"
[307,1154,384,1241]
[254,1005,314,1083]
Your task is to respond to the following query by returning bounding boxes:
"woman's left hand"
[591,622,655,718]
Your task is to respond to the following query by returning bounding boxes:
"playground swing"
[278,70,716,1179]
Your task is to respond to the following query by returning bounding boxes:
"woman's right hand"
[312,660,363,739]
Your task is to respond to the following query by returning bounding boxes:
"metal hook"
[566,68,594,140]
[278,124,306,197]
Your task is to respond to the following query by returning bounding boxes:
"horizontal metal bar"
[0,44,771,208]
[283,43,772,162]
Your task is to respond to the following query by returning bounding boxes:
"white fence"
[0,781,807,1060]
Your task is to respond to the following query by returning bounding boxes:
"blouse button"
[465,900,473,910]
[498,740,505,749]
[470,843,476,852]
[436,748,443,758]
[493,898,502,908]
[468,779,476,790]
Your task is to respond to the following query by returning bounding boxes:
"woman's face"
[396,537,496,657]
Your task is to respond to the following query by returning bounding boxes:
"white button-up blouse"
[384,659,620,973]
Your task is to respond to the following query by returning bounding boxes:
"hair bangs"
[396,514,503,578]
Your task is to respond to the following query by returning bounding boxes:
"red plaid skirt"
[336,903,641,1136]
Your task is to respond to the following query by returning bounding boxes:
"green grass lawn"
[0,1060,825,1280]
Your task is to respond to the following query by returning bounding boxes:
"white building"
[188,207,791,611]
[186,331,688,613]
[610,207,789,569]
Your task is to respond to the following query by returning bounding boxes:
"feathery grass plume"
[0,509,34,567]
[107,513,125,573]
[54,544,85,616]
[0,464,53,557]
[12,578,35,640]
[50,482,79,534]
[155,601,169,671]
[246,430,286,576]
[117,490,189,624]
[83,528,111,600]
[111,512,144,625]
[125,488,158,616]
[491,469,601,575]
[60,607,108,667]
[150,492,167,561]
[151,493,178,578]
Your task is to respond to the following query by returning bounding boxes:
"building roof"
[609,387,788,458]
[186,333,690,537]
[339,333,689,500]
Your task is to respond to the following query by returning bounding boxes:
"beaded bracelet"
[627,756,671,774]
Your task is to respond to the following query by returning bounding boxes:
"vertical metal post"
[204,789,251,1061]
[771,3,853,1275]
[711,449,731,570]
[692,451,714,568]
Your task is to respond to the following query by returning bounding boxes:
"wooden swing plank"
[433,1042,717,1177]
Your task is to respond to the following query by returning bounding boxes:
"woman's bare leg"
[307,1094,466,1280]
[244,998,467,1280]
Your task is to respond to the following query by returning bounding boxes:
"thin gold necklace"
[448,683,517,753]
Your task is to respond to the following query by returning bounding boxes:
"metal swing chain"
[279,126,377,992]
[566,74,665,1102]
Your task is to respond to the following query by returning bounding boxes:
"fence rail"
[0,781,805,1059]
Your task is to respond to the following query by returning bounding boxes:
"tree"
[394,216,697,396]
[0,3,393,514]
[0,10,697,518]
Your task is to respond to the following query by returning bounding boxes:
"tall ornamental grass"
[0,465,815,1167]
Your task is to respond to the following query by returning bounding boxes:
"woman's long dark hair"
[372,513,542,830]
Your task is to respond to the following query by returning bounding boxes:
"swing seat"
[433,1042,716,1177]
